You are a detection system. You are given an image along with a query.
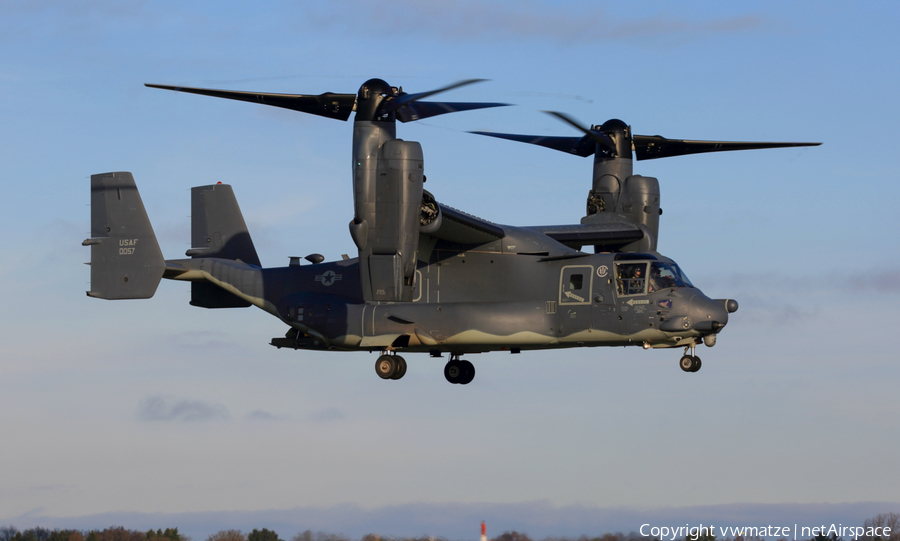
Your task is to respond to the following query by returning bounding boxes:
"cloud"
[310,407,345,423]
[300,0,764,44]
[247,410,284,421]
[850,270,900,292]
[136,395,229,423]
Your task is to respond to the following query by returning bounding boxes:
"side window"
[568,274,584,291]
[615,262,647,296]
[560,267,591,304]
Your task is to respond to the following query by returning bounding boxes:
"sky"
[1,0,899,539]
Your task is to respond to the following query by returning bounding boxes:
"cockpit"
[615,260,693,296]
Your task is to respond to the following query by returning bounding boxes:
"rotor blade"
[392,79,488,108]
[470,131,596,157]
[396,101,510,123]
[633,135,822,160]
[543,111,616,153]
[145,84,357,121]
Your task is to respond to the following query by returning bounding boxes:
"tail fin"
[188,183,258,309]
[189,184,260,266]
[84,172,165,299]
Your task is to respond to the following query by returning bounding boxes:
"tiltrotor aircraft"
[83,78,819,384]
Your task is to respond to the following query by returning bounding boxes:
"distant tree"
[247,529,280,541]
[359,535,379,541]
[207,531,246,541]
[47,529,83,541]
[13,529,38,541]
[147,529,183,541]
[291,532,313,541]
[26,529,50,541]
[47,531,68,541]
[0,528,18,541]
[89,526,144,541]
[494,531,533,541]
[313,534,348,541]
[864,513,900,541]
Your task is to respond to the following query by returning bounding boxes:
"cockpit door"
[558,265,593,335]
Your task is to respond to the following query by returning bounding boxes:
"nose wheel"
[679,345,702,373]
[375,353,407,380]
[444,354,475,385]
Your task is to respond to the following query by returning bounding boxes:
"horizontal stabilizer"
[85,172,165,299]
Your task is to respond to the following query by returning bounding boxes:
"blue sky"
[1,1,899,539]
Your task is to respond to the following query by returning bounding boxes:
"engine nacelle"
[585,174,660,251]
[620,174,660,250]
[350,132,424,302]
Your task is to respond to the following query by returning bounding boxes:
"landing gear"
[375,353,407,380]
[679,344,702,373]
[444,354,475,385]
[679,354,701,372]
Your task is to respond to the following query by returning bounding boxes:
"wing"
[427,203,506,245]
[527,222,644,250]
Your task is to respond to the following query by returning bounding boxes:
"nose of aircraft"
[690,294,731,333]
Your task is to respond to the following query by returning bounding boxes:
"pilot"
[630,266,645,295]
[649,266,662,292]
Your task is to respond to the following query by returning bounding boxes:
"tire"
[444,360,461,384]
[391,356,407,380]
[375,355,396,379]
[679,355,694,372]
[690,356,702,372]
[459,360,475,385]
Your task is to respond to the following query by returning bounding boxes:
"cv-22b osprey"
[84,78,819,384]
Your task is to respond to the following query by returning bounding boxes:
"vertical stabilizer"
[190,184,261,266]
[189,183,258,308]
[84,172,165,299]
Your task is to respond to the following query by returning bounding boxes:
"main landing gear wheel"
[679,355,701,373]
[459,360,475,385]
[444,359,461,383]
[391,356,407,380]
[375,354,407,380]
[444,356,475,385]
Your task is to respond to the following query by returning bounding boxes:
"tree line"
[0,513,896,541]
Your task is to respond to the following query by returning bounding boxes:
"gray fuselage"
[170,225,729,355]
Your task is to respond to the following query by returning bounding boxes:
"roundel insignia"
[315,270,343,287]
[596,265,609,278]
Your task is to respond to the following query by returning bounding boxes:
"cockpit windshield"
[615,261,693,296]
[649,261,693,291]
